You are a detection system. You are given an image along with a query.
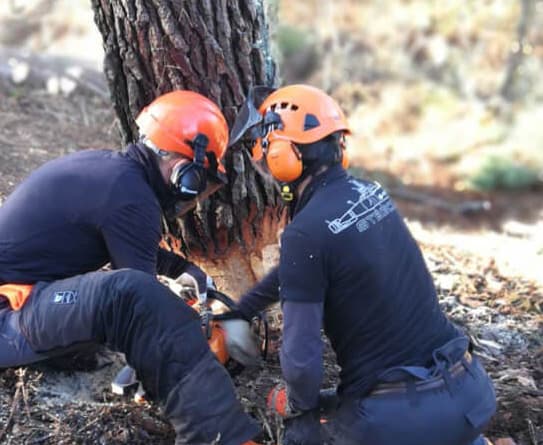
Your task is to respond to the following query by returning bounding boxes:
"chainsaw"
[111,285,269,400]
[174,281,269,365]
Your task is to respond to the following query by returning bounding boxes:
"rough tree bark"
[90,0,283,295]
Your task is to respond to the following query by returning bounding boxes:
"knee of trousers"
[18,270,141,352]
[96,269,201,337]
[20,269,203,363]
[98,270,210,399]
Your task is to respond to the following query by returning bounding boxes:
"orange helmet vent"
[258,84,350,146]
[251,85,351,183]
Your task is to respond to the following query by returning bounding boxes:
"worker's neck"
[296,165,328,197]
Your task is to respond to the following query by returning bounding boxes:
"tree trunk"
[90,0,282,295]
[500,0,534,101]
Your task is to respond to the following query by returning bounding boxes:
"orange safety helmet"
[136,90,228,174]
[253,84,351,183]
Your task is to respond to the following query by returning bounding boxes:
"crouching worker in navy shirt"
[0,91,260,445]
[227,84,497,445]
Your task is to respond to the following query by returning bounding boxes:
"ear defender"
[265,138,303,183]
[341,147,350,169]
[171,134,209,201]
[172,162,207,201]
[339,133,349,169]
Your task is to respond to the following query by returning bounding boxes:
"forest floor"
[0,84,541,445]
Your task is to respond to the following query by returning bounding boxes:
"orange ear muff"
[251,140,264,160]
[266,138,303,182]
[339,134,350,169]
[341,147,350,169]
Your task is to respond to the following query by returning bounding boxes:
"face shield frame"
[230,86,303,191]
[228,85,277,150]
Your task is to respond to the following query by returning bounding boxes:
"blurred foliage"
[469,155,541,190]
[2,0,543,192]
[273,24,319,83]
[277,0,543,191]
[276,25,314,59]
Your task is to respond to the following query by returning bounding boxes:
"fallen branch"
[389,186,491,215]
[256,407,275,443]
[0,370,23,442]
[0,47,109,99]
[76,414,103,434]
[29,433,56,444]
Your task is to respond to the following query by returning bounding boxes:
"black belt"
[369,351,472,396]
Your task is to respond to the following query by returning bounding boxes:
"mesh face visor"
[228,86,276,149]
[229,86,288,188]
[244,111,288,184]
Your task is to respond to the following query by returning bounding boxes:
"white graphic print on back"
[326,180,394,234]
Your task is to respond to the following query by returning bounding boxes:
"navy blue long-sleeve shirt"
[0,144,188,284]
[239,164,460,410]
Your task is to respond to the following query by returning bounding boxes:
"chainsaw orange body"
[208,321,229,364]
[187,298,230,365]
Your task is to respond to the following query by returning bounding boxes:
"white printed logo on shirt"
[326,180,394,234]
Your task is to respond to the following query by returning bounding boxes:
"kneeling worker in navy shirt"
[227,84,496,445]
[0,90,260,445]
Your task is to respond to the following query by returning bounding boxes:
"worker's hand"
[267,383,321,445]
[220,318,261,367]
[176,262,214,300]
[267,383,301,418]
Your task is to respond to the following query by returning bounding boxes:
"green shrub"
[469,155,541,191]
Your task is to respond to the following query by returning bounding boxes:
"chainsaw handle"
[212,310,246,321]
[206,288,238,310]
[185,288,270,361]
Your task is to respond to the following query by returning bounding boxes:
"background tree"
[90,0,282,294]
[500,0,535,100]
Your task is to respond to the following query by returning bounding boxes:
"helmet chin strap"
[279,172,311,202]
[279,183,296,202]
[279,161,326,222]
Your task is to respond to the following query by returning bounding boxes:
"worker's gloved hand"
[220,318,260,367]
[267,382,301,418]
[267,383,322,445]
[282,410,321,445]
[267,383,321,445]
[176,262,213,300]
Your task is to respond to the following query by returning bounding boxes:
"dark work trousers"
[0,300,50,365]
[322,336,496,445]
[0,269,258,445]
